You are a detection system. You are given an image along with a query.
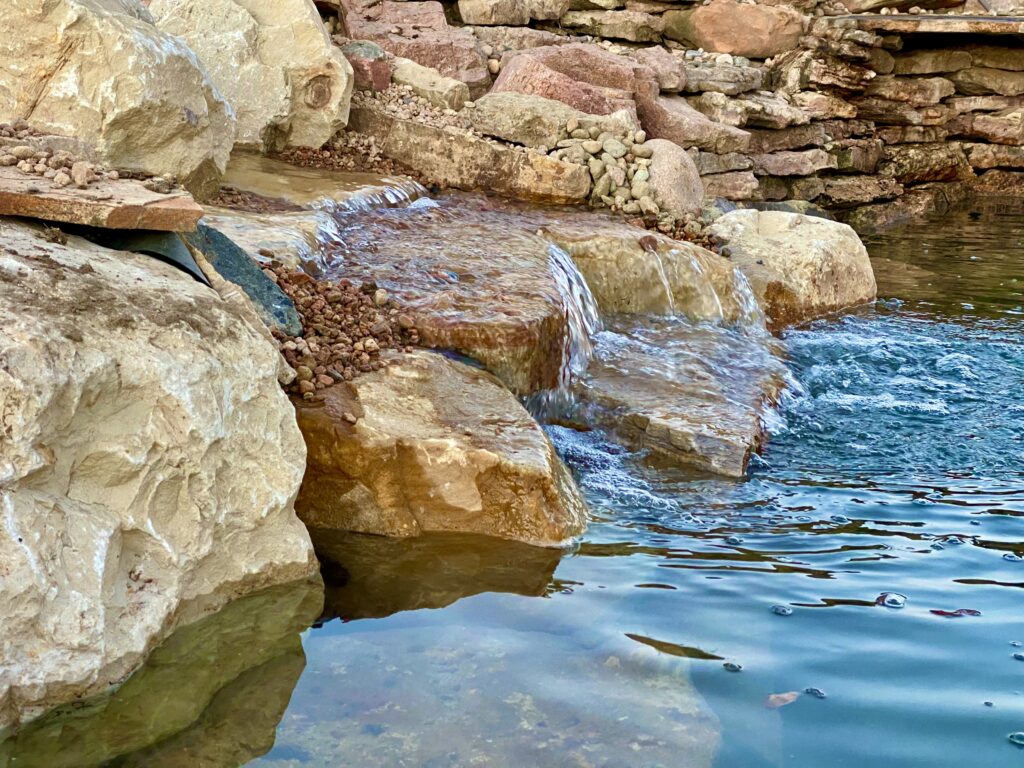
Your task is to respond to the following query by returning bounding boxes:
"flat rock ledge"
[294,350,588,547]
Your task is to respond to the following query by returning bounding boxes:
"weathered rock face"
[392,57,470,110]
[664,0,805,59]
[708,209,877,328]
[151,0,354,152]
[0,0,234,197]
[636,90,751,154]
[0,219,315,731]
[294,351,588,547]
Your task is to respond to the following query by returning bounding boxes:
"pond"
[4,197,1021,768]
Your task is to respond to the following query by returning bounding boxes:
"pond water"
[251,198,1024,768]
[4,198,1021,768]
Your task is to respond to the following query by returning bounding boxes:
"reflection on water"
[249,197,1024,767]
[0,579,322,768]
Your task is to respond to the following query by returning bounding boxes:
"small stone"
[70,161,92,188]
[487,59,500,75]
[342,411,358,424]
[638,196,659,215]
[107,170,119,181]
[373,288,388,306]
[10,145,34,160]
[1009,732,1024,747]
[298,380,316,395]
[566,117,579,133]
[582,140,603,155]
[295,365,314,382]
[634,130,647,144]
[0,155,16,167]
[603,139,628,159]
[632,143,653,159]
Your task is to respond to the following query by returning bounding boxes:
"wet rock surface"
[294,350,588,546]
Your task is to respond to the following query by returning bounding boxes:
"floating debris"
[1003,553,1023,562]
[1009,732,1024,748]
[804,688,827,699]
[1012,653,1024,662]
[876,592,907,609]
[930,608,982,618]
[723,662,743,673]
[771,605,794,617]
[766,691,800,709]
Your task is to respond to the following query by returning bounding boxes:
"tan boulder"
[294,351,587,546]
[631,45,687,92]
[663,0,805,59]
[469,92,635,148]
[151,0,353,152]
[708,209,877,328]
[576,319,786,477]
[880,142,974,184]
[893,50,972,76]
[791,91,858,120]
[968,46,1024,73]
[392,57,471,110]
[702,170,759,200]
[0,219,314,731]
[0,0,234,197]
[751,148,837,176]
[542,220,763,323]
[864,75,956,106]
[644,138,704,217]
[967,106,1024,145]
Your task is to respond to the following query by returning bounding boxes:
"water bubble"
[1011,641,1022,647]
[1009,732,1024,748]
[1013,653,1024,662]
[1004,553,1024,562]
[985,701,995,708]
[723,662,743,673]
[726,536,743,546]
[804,688,827,699]
[831,515,850,524]
[771,605,794,617]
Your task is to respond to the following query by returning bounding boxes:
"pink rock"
[340,41,393,92]
[635,79,751,154]
[663,0,805,59]
[492,55,626,115]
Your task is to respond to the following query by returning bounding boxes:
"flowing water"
[4,194,1023,767]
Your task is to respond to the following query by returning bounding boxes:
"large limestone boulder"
[664,0,805,60]
[0,0,234,197]
[0,219,315,730]
[708,209,877,328]
[150,0,353,151]
[294,351,588,547]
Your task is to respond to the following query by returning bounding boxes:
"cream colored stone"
[392,57,471,110]
[543,220,763,324]
[708,209,877,328]
[0,218,314,731]
[0,0,234,197]
[151,0,353,151]
[294,351,587,547]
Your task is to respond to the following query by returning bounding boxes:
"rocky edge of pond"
[0,0,1017,750]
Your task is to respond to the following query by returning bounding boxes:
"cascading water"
[316,178,430,215]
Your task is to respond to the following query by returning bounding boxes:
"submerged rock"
[708,209,877,329]
[294,351,588,547]
[0,218,314,731]
[150,0,354,152]
[0,0,234,197]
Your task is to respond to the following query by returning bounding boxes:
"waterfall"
[526,244,602,420]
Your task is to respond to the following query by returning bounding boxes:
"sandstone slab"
[0,0,234,197]
[0,167,203,231]
[893,49,972,75]
[576,318,786,477]
[0,218,314,731]
[702,171,759,200]
[708,209,877,328]
[751,149,836,177]
[559,9,664,42]
[636,90,751,154]
[392,57,470,110]
[294,351,587,546]
[664,0,805,59]
[964,142,1024,169]
[880,142,974,184]
[632,46,687,92]
[864,75,955,106]
[950,67,1024,96]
